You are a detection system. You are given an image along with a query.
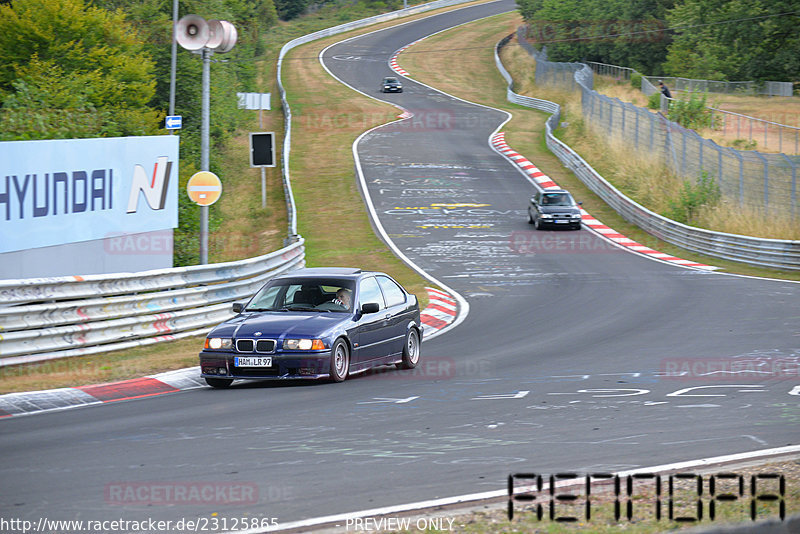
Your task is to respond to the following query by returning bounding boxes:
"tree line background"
[0,0,401,265]
[516,0,799,82]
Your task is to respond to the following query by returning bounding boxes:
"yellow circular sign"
[187,171,222,206]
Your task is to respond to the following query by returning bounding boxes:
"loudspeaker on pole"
[175,15,209,51]
[205,19,225,50]
[213,20,238,53]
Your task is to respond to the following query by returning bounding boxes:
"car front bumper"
[542,218,581,228]
[200,350,333,380]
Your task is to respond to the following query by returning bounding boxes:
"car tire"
[330,338,350,382]
[205,377,233,389]
[396,328,420,370]
[528,211,534,224]
[534,217,544,230]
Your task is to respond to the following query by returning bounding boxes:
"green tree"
[665,0,800,81]
[518,0,673,75]
[0,0,161,139]
[274,0,307,20]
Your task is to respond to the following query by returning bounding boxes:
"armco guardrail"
[0,240,305,366]
[496,35,800,271]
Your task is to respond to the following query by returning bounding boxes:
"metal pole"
[260,108,266,209]
[169,0,178,125]
[200,48,211,265]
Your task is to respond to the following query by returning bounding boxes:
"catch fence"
[517,29,799,217]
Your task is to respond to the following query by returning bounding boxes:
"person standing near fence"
[659,80,672,98]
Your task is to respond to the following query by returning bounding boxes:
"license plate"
[555,219,569,223]
[235,356,272,367]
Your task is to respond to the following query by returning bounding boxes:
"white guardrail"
[0,241,305,366]
[495,35,800,271]
[0,0,479,367]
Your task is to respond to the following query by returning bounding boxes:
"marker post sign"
[187,171,222,206]
[249,132,276,209]
[187,171,222,264]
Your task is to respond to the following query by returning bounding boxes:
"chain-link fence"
[517,28,799,218]
[645,76,793,97]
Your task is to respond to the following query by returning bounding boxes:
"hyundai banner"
[0,136,179,253]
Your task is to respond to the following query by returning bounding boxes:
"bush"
[647,92,661,110]
[630,72,642,89]
[664,171,720,225]
[668,91,712,130]
[730,138,757,150]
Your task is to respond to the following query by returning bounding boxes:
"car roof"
[542,189,570,195]
[275,267,377,280]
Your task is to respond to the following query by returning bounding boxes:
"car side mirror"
[361,302,380,314]
[232,302,244,314]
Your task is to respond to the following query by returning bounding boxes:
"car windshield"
[246,278,355,312]
[384,77,399,84]
[541,193,574,206]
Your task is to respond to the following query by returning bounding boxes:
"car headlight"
[540,213,553,218]
[573,214,582,219]
[284,339,326,350]
[205,337,232,350]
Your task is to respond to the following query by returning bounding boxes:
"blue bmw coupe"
[199,268,422,386]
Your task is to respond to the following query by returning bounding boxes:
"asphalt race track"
[2,1,799,530]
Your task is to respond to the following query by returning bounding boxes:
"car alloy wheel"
[330,338,350,382]
[397,328,420,370]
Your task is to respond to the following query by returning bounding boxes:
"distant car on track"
[199,268,421,387]
[528,189,582,230]
[381,76,403,93]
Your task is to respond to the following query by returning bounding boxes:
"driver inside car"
[331,288,351,309]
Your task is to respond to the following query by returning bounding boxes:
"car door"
[376,275,410,356]
[353,276,390,364]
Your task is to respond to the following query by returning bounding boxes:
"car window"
[377,276,406,307]
[246,278,354,311]
[358,277,385,309]
[542,192,573,206]
[247,285,281,310]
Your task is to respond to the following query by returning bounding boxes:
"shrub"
[668,91,712,129]
[647,91,661,110]
[730,138,757,150]
[630,72,642,89]
[664,171,721,225]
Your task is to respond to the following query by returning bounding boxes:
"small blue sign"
[165,115,182,130]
